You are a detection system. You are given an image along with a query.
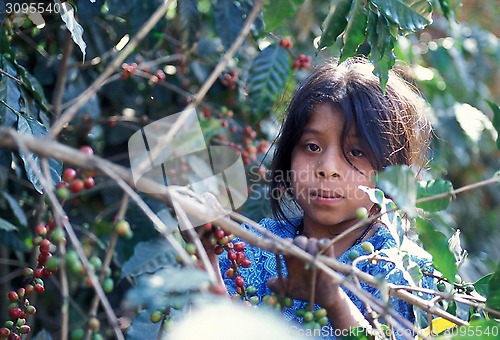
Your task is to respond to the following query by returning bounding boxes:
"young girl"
[218,57,435,338]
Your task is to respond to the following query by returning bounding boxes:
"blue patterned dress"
[219,217,435,339]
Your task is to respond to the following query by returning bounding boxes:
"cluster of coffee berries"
[279,38,293,49]
[293,54,312,69]
[1,288,36,339]
[296,305,329,330]
[220,71,238,90]
[56,146,96,201]
[121,61,167,85]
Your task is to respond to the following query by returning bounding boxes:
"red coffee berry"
[236,252,245,263]
[0,328,10,337]
[79,146,94,155]
[233,242,246,252]
[69,179,84,193]
[35,224,47,236]
[9,332,21,340]
[240,258,252,268]
[34,268,44,278]
[34,284,45,294]
[83,177,95,189]
[9,306,22,319]
[16,288,25,299]
[19,325,30,334]
[227,251,237,261]
[225,268,235,278]
[235,276,244,287]
[25,285,34,296]
[214,229,225,240]
[39,239,51,254]
[62,168,77,182]
[8,291,18,302]
[38,253,51,266]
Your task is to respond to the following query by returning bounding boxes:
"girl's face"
[290,104,375,237]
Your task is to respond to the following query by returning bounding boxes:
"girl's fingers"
[293,235,308,250]
[306,238,319,256]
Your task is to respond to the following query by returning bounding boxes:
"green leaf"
[0,56,23,129]
[318,0,353,50]
[179,0,200,49]
[248,43,291,120]
[371,0,433,32]
[263,0,304,31]
[416,218,457,283]
[374,165,416,218]
[474,273,493,298]
[17,115,62,193]
[486,100,500,151]
[121,238,179,279]
[366,9,396,92]
[214,0,244,50]
[486,260,500,310]
[0,217,18,231]
[416,178,454,212]
[1,192,27,227]
[340,0,368,62]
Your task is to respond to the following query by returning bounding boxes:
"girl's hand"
[267,235,340,308]
[267,236,369,330]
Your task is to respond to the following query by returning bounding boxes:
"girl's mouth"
[310,190,344,201]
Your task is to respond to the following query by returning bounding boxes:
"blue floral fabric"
[219,217,435,339]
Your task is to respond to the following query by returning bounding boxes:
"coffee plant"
[0,0,499,339]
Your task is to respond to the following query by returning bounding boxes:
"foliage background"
[0,0,499,338]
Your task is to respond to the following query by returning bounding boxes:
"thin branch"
[51,30,74,116]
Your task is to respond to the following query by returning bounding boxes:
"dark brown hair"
[269,57,431,224]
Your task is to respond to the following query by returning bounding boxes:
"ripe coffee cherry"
[39,239,51,254]
[9,306,22,319]
[79,146,94,155]
[34,284,45,294]
[35,224,47,236]
[235,276,244,287]
[225,268,235,279]
[214,245,224,255]
[69,179,84,193]
[240,258,252,268]
[0,328,10,337]
[62,168,77,182]
[8,291,18,302]
[227,251,237,261]
[83,177,95,189]
[9,333,21,340]
[19,325,31,334]
[233,242,246,252]
[214,229,225,240]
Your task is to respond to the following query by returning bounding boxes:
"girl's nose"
[315,154,341,178]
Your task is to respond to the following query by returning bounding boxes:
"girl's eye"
[306,143,321,152]
[348,149,364,157]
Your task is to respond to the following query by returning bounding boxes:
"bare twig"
[52,30,74,116]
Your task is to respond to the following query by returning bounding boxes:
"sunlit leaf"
[318,0,352,50]
[57,0,86,60]
[416,218,457,283]
[371,0,433,32]
[416,178,454,212]
[375,165,417,218]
